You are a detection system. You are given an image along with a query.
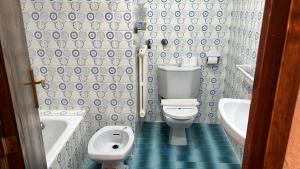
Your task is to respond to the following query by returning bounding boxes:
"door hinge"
[1,137,18,155]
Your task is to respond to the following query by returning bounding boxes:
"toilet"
[157,65,201,146]
[162,99,199,145]
[88,126,134,169]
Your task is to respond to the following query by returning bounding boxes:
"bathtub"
[40,115,83,167]
[218,98,250,146]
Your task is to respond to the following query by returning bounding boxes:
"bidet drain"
[112,145,119,149]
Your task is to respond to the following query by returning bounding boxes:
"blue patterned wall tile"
[134,0,230,123]
[21,0,136,131]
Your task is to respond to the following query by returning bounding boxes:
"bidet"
[88,126,134,169]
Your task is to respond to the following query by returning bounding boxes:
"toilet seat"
[161,99,199,120]
[160,99,199,145]
[161,99,199,107]
[163,106,198,120]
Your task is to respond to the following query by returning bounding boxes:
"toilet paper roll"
[206,56,219,64]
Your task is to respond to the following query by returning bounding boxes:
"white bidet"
[88,126,134,169]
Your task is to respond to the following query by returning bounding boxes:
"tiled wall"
[135,0,231,123]
[20,1,137,134]
[20,0,235,131]
[20,0,263,128]
[224,0,265,99]
[223,0,265,162]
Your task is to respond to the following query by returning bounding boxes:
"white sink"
[218,98,251,145]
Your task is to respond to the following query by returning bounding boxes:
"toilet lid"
[163,106,198,120]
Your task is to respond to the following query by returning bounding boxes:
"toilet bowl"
[88,126,134,169]
[162,99,199,145]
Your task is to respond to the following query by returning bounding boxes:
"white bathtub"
[40,115,83,167]
[218,98,250,145]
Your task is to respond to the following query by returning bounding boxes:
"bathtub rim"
[218,98,250,146]
[40,115,83,167]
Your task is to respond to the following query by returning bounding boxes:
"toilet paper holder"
[206,56,220,65]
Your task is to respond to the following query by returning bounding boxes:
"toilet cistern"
[158,65,201,99]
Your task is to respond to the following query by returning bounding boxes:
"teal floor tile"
[84,122,241,169]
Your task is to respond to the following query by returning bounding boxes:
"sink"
[218,98,251,145]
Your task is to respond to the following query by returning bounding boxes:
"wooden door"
[0,0,47,168]
[0,46,25,169]
[243,0,300,168]
[262,0,300,168]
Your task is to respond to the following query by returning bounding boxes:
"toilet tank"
[158,65,201,99]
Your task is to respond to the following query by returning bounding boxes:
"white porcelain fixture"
[40,115,83,167]
[158,65,201,99]
[158,65,201,146]
[88,126,134,169]
[218,98,251,145]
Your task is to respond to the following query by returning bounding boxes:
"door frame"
[0,42,25,169]
[242,0,300,168]
[0,0,299,168]
[0,0,47,168]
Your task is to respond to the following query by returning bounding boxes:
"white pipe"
[236,64,254,82]
[138,45,148,118]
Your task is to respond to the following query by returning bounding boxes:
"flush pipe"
[178,58,183,67]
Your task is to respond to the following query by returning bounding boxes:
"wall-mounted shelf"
[236,64,255,82]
